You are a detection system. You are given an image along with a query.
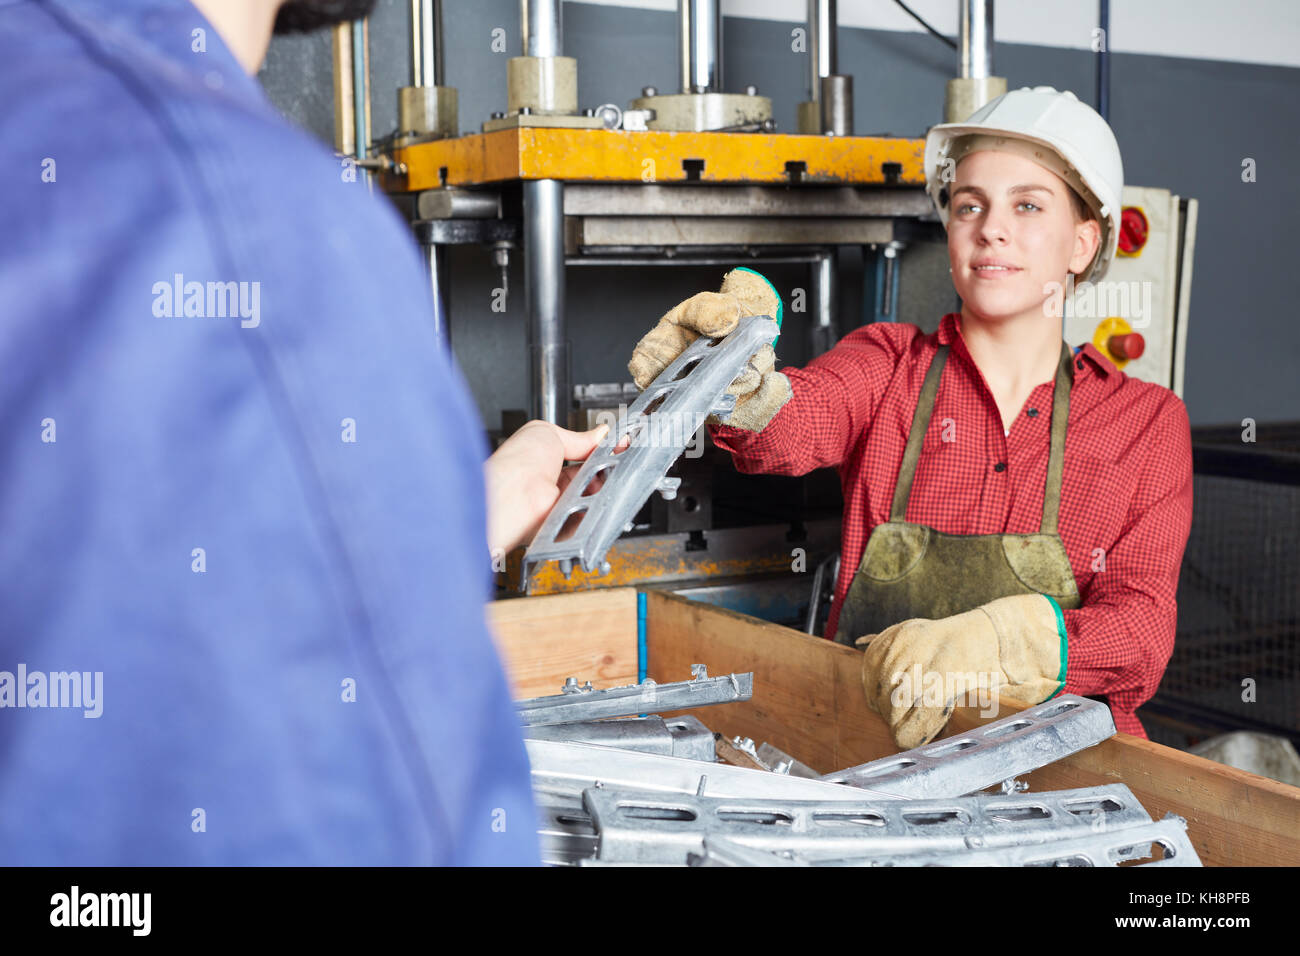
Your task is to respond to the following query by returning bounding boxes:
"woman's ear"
[1069,218,1102,277]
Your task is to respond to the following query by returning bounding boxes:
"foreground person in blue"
[0,0,581,865]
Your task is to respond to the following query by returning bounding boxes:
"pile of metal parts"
[517,670,1203,866]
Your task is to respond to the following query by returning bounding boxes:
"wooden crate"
[489,587,1300,867]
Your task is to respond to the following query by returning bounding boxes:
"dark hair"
[274,0,378,34]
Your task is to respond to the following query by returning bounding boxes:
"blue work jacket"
[0,0,538,865]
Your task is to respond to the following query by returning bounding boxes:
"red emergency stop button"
[1118,206,1149,256]
[1108,332,1145,360]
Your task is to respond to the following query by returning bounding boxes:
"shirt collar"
[936,313,1112,380]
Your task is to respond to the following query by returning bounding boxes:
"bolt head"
[642,86,657,98]
[745,85,758,96]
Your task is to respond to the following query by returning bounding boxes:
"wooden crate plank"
[488,588,639,699]
[644,590,895,772]
[644,590,1300,867]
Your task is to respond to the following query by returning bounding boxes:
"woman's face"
[946,149,1100,325]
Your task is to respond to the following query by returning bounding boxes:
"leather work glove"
[856,593,1068,750]
[627,267,792,432]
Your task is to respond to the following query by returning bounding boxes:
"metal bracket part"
[582,783,1156,866]
[521,314,781,586]
[526,739,874,805]
[689,837,809,867]
[665,715,717,762]
[756,741,822,779]
[687,817,1201,868]
[730,737,822,779]
[535,792,601,866]
[525,733,863,868]
[817,815,1202,867]
[524,714,716,761]
[820,695,1117,799]
[730,736,763,764]
[516,666,753,726]
[528,736,868,865]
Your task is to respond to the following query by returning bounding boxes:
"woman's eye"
[1018,201,1041,212]
[957,203,980,214]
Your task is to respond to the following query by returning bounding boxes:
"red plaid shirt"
[711,313,1194,738]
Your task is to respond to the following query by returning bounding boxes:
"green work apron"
[833,342,1082,646]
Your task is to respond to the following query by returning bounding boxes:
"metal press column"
[945,0,1005,122]
[810,250,838,357]
[522,0,570,425]
[679,0,722,93]
[798,0,852,135]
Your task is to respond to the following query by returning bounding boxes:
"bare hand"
[483,420,610,557]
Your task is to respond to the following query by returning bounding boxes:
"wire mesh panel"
[1145,437,1300,745]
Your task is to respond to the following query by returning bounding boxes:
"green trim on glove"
[732,266,783,346]
[1043,594,1069,700]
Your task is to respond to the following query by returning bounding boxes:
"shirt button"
[1076,359,1084,370]
[994,462,1007,472]
[1026,408,1039,417]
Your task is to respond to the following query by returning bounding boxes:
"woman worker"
[626,86,1194,750]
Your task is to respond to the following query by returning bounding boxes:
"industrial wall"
[259,0,1300,430]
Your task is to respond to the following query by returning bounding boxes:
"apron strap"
[1040,342,1076,535]
[890,341,1076,533]
[890,345,948,522]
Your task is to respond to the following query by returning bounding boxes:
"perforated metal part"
[582,784,1155,865]
[821,695,1117,799]
[534,792,600,866]
[689,837,809,867]
[526,738,873,806]
[524,714,715,761]
[817,814,1202,867]
[528,736,871,865]
[521,314,781,587]
[516,666,752,726]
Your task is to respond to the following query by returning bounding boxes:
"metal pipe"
[416,189,501,220]
[808,0,836,101]
[810,250,838,356]
[331,23,356,155]
[425,244,450,344]
[522,0,562,57]
[524,179,569,425]
[880,244,898,319]
[679,0,722,94]
[804,553,838,634]
[820,74,853,136]
[350,16,370,159]
[411,0,444,87]
[959,0,994,79]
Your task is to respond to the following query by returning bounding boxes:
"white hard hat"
[924,86,1124,282]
